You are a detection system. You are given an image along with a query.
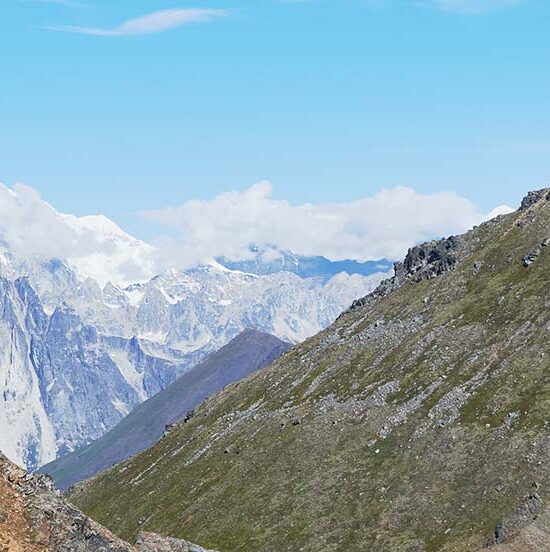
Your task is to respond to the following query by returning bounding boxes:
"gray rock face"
[0,275,196,471]
[522,248,541,267]
[519,188,550,211]
[487,492,544,546]
[397,235,460,282]
[349,235,461,311]
[41,329,292,490]
[521,237,550,267]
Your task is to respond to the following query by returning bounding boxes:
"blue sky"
[0,0,548,242]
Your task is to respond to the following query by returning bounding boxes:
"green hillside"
[69,189,550,551]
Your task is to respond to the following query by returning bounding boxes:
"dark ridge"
[41,329,292,490]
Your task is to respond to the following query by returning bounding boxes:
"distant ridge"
[217,246,392,280]
[41,329,291,490]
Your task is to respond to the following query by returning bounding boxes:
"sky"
[0,0,548,254]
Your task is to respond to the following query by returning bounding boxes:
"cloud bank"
[141,181,513,268]
[48,8,228,36]
[0,181,513,285]
[0,183,98,259]
[21,0,85,7]
[281,0,523,13]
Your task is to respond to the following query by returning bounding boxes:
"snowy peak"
[0,182,393,288]
[60,213,157,288]
[61,213,133,239]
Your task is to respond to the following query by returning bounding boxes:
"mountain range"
[67,189,550,551]
[217,246,392,281]
[0,203,388,471]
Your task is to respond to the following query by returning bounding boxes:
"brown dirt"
[0,463,44,552]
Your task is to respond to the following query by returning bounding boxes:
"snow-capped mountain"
[60,213,158,288]
[119,263,387,349]
[0,190,390,470]
[217,246,392,281]
[3,253,387,350]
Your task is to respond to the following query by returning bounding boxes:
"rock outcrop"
[519,188,550,211]
[135,532,215,552]
[0,453,132,551]
[349,234,461,310]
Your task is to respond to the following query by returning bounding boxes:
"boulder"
[135,532,217,552]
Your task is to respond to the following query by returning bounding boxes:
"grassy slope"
[70,193,550,551]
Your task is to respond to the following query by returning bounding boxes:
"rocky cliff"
[0,276,194,471]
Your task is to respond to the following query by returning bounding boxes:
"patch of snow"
[484,205,514,221]
[109,350,147,401]
[111,398,130,416]
[138,331,167,345]
[124,287,145,307]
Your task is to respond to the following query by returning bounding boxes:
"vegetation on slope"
[70,189,550,551]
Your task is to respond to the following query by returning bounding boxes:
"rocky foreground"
[0,454,213,551]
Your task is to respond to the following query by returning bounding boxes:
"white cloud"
[0,183,154,286]
[0,183,93,259]
[424,0,523,14]
[48,8,228,36]
[0,181,514,286]
[23,0,85,6]
[280,0,523,13]
[17,0,84,6]
[141,181,511,269]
